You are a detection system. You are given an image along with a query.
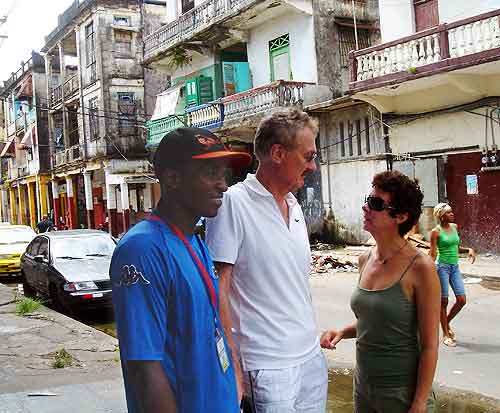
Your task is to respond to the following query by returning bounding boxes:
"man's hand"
[320,330,343,350]
[408,400,427,413]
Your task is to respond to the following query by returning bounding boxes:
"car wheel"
[22,273,37,298]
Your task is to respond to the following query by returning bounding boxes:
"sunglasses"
[365,196,396,212]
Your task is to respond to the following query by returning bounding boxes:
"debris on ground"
[311,242,342,251]
[311,254,358,274]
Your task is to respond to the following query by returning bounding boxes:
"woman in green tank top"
[430,203,476,347]
[321,171,440,413]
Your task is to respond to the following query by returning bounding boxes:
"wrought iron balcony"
[51,84,63,106]
[144,0,259,62]
[349,9,500,91]
[63,74,80,98]
[53,144,81,167]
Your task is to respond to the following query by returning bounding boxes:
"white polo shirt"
[206,174,320,371]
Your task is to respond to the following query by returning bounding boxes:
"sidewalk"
[0,284,126,413]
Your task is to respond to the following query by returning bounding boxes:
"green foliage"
[50,348,75,369]
[15,298,43,316]
[407,66,417,74]
[165,46,192,71]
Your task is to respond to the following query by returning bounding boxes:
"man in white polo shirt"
[206,110,328,412]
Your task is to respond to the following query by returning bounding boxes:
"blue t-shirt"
[110,218,238,413]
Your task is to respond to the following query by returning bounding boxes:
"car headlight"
[63,281,98,292]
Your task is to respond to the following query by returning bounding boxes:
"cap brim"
[192,151,252,168]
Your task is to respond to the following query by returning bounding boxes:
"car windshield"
[0,230,35,245]
[52,235,116,259]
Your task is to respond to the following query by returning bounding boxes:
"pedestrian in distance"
[206,109,328,413]
[429,203,476,347]
[35,215,54,233]
[110,127,251,413]
[128,204,137,227]
[321,171,440,413]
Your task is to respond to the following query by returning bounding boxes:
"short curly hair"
[372,170,424,236]
[254,109,318,160]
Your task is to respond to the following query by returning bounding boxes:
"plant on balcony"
[165,46,192,71]
[407,66,417,75]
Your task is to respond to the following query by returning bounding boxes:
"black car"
[21,230,116,313]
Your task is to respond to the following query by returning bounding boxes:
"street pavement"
[312,271,500,401]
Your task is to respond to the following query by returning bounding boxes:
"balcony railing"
[51,84,63,106]
[53,144,81,167]
[146,115,187,147]
[349,9,500,86]
[9,108,36,135]
[63,74,80,98]
[221,80,305,123]
[146,81,306,146]
[186,102,223,129]
[144,0,258,61]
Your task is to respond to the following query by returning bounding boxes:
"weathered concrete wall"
[388,107,498,155]
[439,0,499,24]
[247,10,317,87]
[378,0,414,42]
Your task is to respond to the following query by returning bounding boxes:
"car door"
[34,237,50,296]
[22,238,41,288]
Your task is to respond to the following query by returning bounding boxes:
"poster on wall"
[465,174,478,195]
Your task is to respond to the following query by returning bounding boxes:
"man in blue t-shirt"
[110,127,251,412]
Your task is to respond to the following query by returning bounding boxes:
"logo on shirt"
[116,264,150,287]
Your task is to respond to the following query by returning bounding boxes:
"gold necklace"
[377,240,408,264]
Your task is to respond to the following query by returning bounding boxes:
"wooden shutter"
[414,0,439,32]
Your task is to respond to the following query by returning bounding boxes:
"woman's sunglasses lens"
[367,196,384,211]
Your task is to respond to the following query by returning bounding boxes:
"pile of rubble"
[310,254,358,274]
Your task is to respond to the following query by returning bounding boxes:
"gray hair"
[254,109,318,160]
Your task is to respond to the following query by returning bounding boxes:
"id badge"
[215,328,230,373]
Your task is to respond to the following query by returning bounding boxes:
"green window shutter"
[269,34,291,82]
[198,76,213,104]
[185,78,198,107]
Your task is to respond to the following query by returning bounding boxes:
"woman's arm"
[320,323,357,349]
[429,228,439,262]
[410,256,441,413]
[453,224,476,263]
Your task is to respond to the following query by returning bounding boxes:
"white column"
[65,176,74,198]
[144,183,153,211]
[51,180,59,200]
[83,172,93,211]
[120,182,129,211]
[106,182,117,210]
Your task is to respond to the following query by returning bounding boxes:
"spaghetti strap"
[358,249,372,285]
[398,252,421,282]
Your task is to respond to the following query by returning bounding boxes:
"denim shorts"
[436,263,465,298]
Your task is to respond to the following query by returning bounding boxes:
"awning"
[0,139,15,158]
[150,85,182,121]
[20,123,36,147]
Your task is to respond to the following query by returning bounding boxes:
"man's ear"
[269,143,286,164]
[162,168,181,191]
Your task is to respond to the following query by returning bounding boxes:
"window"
[182,0,195,14]
[89,97,99,140]
[115,30,132,55]
[414,0,439,32]
[348,121,354,156]
[356,119,362,156]
[113,16,130,26]
[37,238,49,259]
[365,117,371,154]
[269,34,291,81]
[118,93,136,137]
[338,26,371,66]
[339,121,345,157]
[85,22,95,66]
[27,239,41,256]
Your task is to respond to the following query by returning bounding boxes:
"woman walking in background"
[321,171,440,413]
[430,203,476,347]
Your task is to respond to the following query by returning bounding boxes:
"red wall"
[446,152,500,253]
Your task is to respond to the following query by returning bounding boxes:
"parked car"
[0,225,36,276]
[21,230,117,313]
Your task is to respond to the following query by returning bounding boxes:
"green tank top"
[350,251,421,388]
[437,225,459,265]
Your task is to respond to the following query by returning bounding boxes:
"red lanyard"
[148,215,218,312]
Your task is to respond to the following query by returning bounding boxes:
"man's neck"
[255,166,289,203]
[155,199,198,235]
